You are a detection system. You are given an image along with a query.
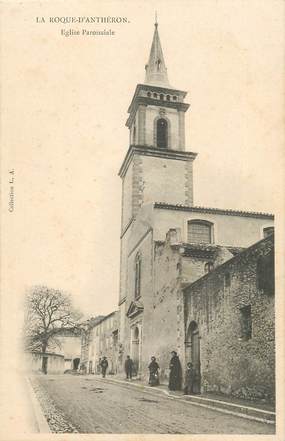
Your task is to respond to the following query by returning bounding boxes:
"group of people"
[123,351,197,394]
[99,351,196,394]
[169,351,196,395]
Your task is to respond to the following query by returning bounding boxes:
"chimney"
[166,228,182,246]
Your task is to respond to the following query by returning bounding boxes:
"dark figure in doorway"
[184,362,195,395]
[125,355,134,380]
[148,356,160,386]
[168,351,182,391]
[100,356,108,378]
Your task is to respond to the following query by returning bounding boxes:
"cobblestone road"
[33,375,275,434]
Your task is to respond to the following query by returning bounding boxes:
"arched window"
[166,95,170,101]
[159,94,164,100]
[153,92,157,98]
[134,253,142,299]
[187,220,213,244]
[147,91,151,98]
[204,262,214,273]
[157,118,168,148]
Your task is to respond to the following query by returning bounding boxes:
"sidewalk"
[96,374,275,425]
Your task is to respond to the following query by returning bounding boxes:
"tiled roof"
[154,203,274,219]
[183,234,274,292]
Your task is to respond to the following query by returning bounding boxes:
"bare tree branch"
[23,285,83,357]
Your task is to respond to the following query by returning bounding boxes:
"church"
[117,21,274,399]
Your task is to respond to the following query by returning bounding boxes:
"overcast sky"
[2,0,284,322]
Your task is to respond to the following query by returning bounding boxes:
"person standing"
[100,356,108,378]
[168,351,182,391]
[124,355,134,380]
[148,356,160,386]
[184,362,195,395]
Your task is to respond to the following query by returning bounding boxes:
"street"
[32,375,275,434]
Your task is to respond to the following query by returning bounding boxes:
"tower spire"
[144,19,170,87]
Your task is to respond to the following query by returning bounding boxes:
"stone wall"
[139,233,235,383]
[142,240,182,382]
[184,235,275,402]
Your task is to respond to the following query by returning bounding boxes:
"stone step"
[183,394,275,423]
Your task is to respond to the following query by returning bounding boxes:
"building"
[81,312,119,375]
[80,315,104,372]
[117,19,274,391]
[55,328,82,371]
[25,328,82,374]
[183,234,274,401]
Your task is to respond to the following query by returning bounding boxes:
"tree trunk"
[42,342,48,374]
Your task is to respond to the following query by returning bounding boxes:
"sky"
[1,0,284,323]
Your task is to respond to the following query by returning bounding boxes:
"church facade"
[117,21,274,392]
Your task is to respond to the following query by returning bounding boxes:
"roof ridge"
[153,202,274,218]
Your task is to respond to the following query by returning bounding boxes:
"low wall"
[25,352,65,374]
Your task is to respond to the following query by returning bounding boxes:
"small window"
[173,96,177,101]
[159,94,164,100]
[135,252,142,299]
[263,227,274,238]
[225,272,231,287]
[147,92,151,98]
[166,95,170,101]
[205,262,214,273]
[239,305,252,340]
[153,92,157,98]
[187,220,213,244]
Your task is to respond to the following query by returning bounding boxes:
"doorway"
[185,321,201,393]
[73,358,80,370]
[131,326,140,376]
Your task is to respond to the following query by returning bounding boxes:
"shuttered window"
[187,221,212,244]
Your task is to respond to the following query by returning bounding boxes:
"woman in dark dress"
[148,356,160,386]
[168,351,182,391]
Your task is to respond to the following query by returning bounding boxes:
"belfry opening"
[157,118,168,148]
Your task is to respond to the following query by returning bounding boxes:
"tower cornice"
[128,83,188,112]
[126,84,189,128]
[118,145,197,178]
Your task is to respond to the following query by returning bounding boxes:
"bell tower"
[119,20,197,232]
[127,19,189,151]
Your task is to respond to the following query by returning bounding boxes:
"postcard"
[1,1,284,440]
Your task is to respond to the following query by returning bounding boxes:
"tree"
[24,285,82,372]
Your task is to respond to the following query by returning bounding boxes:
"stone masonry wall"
[184,235,275,402]
[142,240,182,383]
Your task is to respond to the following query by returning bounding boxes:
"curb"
[99,376,275,426]
[25,377,51,433]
